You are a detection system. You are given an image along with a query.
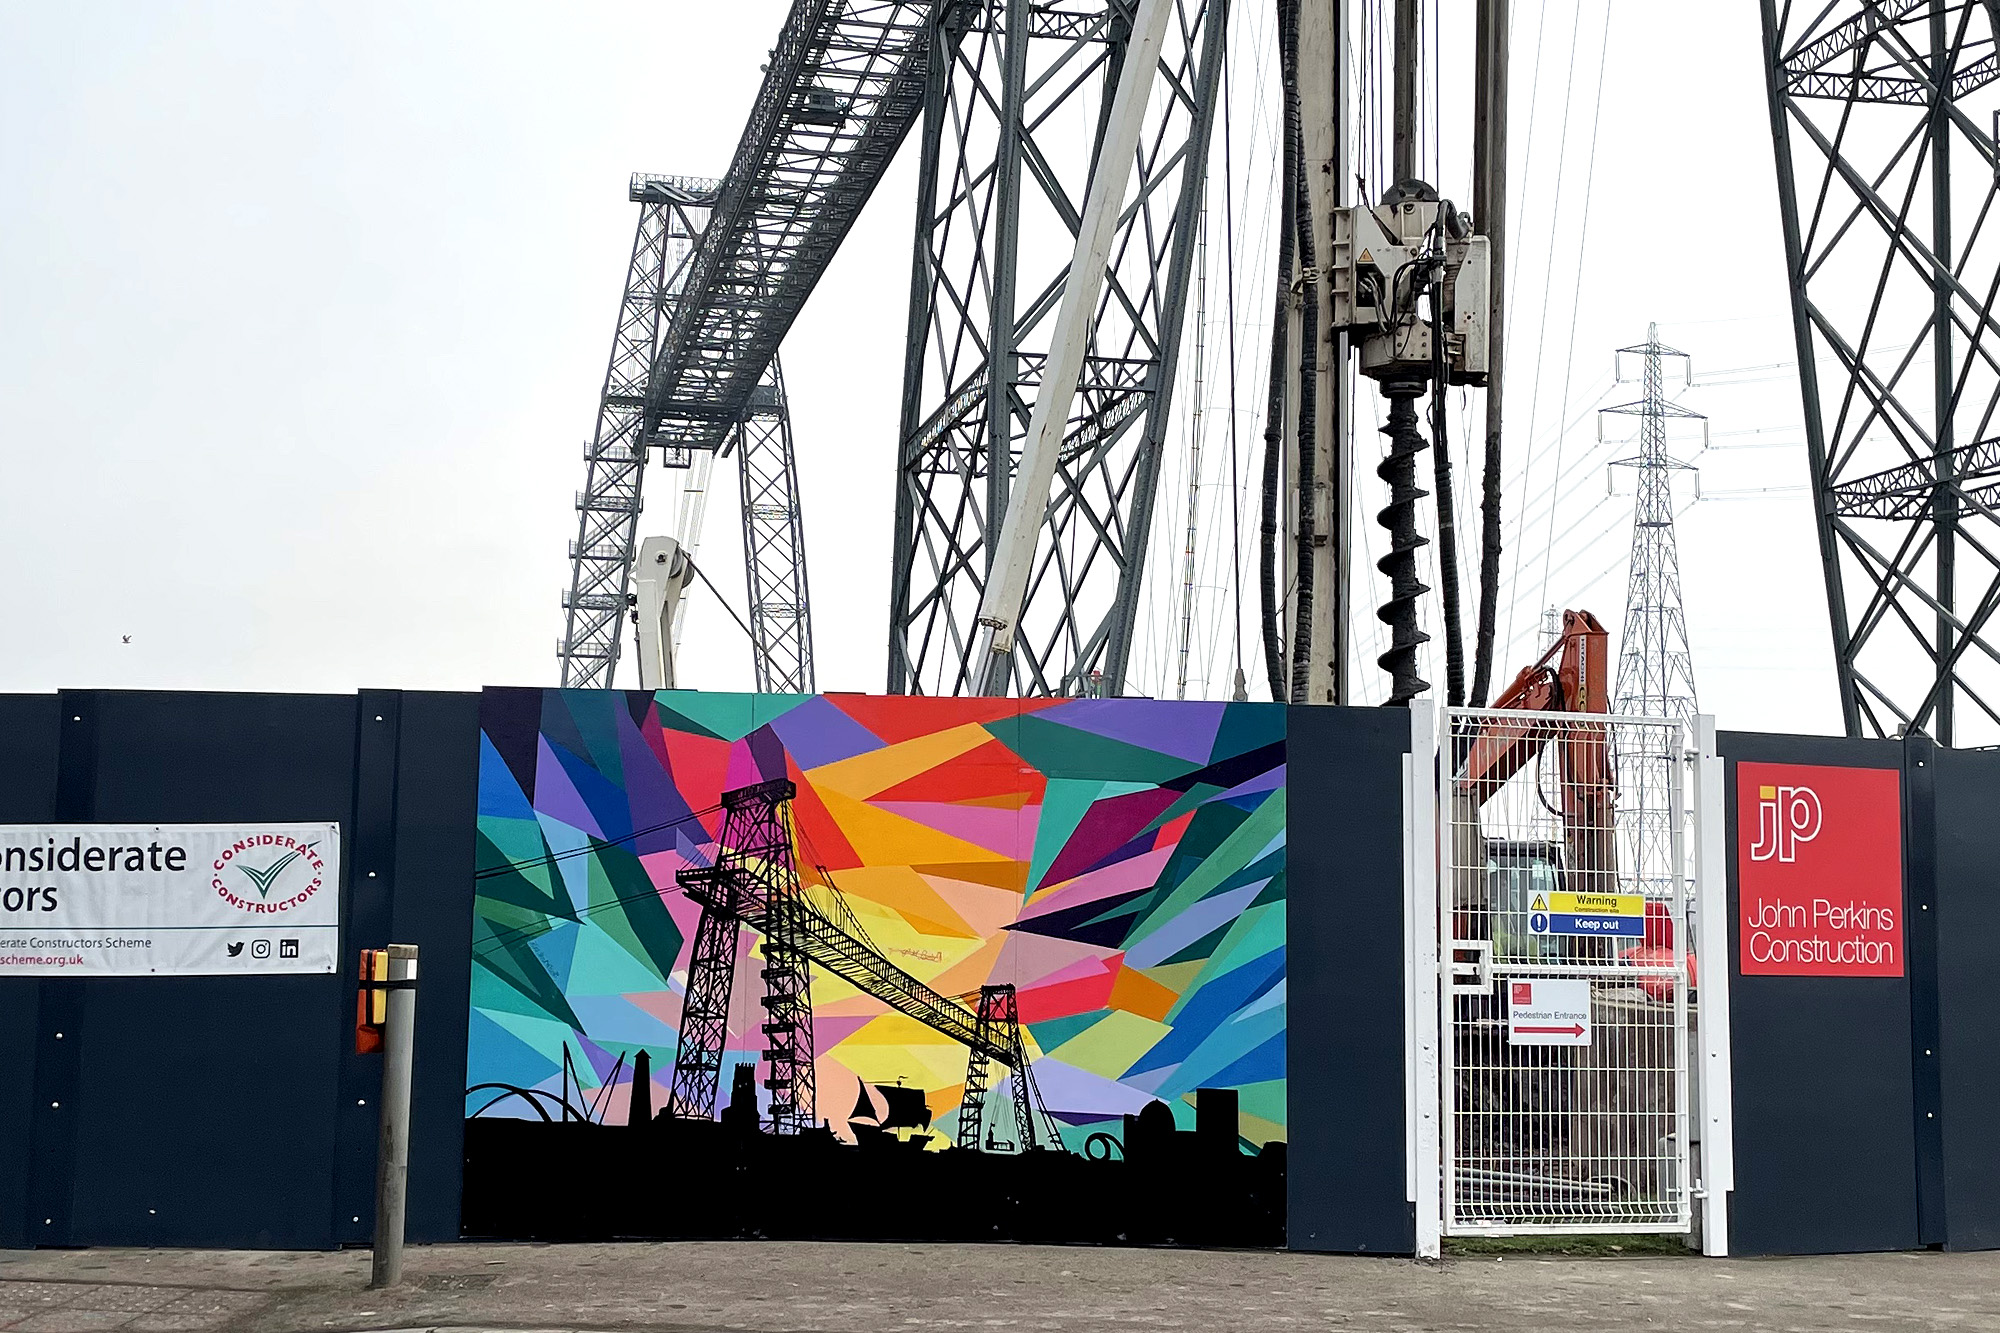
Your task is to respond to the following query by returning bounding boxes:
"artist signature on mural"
[889,945,945,964]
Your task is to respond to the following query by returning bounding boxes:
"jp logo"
[1750,784,1822,863]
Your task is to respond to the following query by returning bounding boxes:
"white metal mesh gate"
[1438,707,1693,1235]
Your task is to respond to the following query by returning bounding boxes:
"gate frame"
[1689,714,1735,1256]
[1404,703,1733,1258]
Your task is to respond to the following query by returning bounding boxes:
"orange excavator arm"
[1455,609,1616,885]
[1461,610,1609,795]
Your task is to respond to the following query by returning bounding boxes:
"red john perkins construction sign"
[1738,762,1904,977]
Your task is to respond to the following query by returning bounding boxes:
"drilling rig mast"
[560,2,937,693]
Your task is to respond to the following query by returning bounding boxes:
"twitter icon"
[226,941,245,958]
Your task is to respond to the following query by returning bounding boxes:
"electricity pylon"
[1601,324,1703,898]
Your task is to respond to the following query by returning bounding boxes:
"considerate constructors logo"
[213,834,325,914]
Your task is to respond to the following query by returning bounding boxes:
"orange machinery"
[1453,609,1615,893]
[1450,609,1691,996]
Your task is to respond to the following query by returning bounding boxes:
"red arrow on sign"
[1514,1023,1586,1037]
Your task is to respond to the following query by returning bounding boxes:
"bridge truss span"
[562,0,942,693]
[558,177,818,694]
[643,1,935,454]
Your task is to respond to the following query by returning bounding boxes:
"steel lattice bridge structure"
[1764,1,2000,743]
[555,0,1226,701]
[667,780,1064,1151]
[559,0,933,694]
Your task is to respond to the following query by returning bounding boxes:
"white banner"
[0,824,341,976]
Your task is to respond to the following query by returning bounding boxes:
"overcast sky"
[0,2,1844,736]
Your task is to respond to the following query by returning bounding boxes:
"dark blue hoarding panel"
[390,691,480,1244]
[0,689,480,1249]
[67,974,343,1247]
[53,691,356,1248]
[1720,730,1919,1257]
[1286,705,1413,1254]
[0,695,58,1249]
[1933,746,2000,1251]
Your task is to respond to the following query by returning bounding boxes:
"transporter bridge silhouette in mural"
[668,778,1066,1153]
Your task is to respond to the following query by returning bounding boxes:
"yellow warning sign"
[1549,891,1644,918]
[1530,893,1548,911]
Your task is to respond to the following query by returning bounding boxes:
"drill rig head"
[1330,180,1490,387]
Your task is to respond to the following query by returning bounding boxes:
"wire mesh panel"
[1439,707,1692,1235]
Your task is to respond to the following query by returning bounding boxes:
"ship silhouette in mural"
[467,693,1290,1247]
[848,1078,935,1151]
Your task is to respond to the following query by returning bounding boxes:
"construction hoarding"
[6,687,1990,1257]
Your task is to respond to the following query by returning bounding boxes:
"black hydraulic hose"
[1259,0,1299,703]
[1259,346,1287,701]
[1281,0,1317,705]
[1472,403,1504,705]
[1376,379,1432,704]
[1429,277,1466,705]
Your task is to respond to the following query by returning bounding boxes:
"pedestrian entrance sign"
[1527,890,1644,938]
[1507,978,1592,1046]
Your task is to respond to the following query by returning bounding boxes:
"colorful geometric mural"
[468,688,1287,1159]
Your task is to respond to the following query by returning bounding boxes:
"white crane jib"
[969,0,1175,697]
[633,535,696,690]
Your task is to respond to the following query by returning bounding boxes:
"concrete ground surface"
[2,1241,1997,1333]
